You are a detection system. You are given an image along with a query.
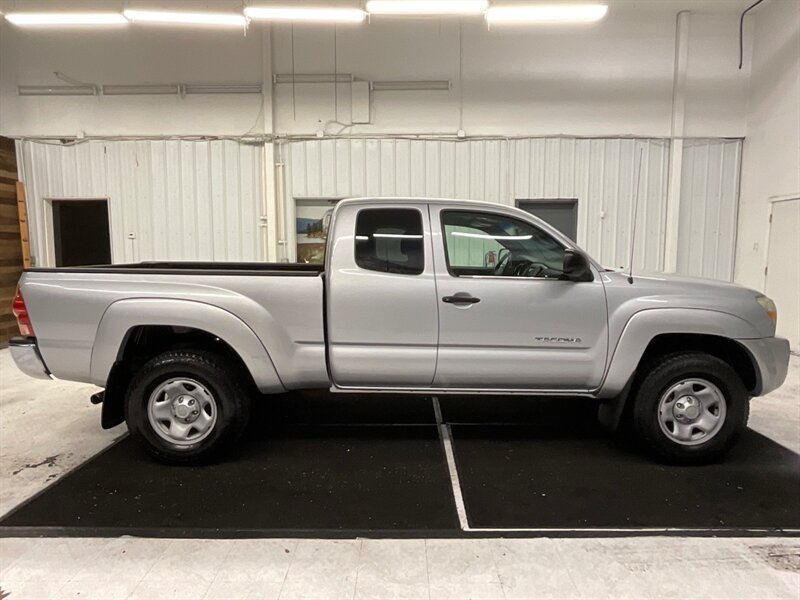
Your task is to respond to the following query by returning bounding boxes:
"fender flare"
[597,307,761,399]
[91,298,285,393]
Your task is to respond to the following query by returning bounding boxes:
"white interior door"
[765,198,800,350]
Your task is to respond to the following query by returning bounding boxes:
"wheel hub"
[657,378,727,447]
[172,394,200,423]
[147,377,218,446]
[673,395,701,423]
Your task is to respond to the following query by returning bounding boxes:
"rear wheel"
[125,350,251,464]
[631,351,749,465]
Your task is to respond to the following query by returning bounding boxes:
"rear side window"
[355,208,424,275]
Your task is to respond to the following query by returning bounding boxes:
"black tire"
[125,350,251,465]
[631,351,750,465]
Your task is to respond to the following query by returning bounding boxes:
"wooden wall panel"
[0,137,23,347]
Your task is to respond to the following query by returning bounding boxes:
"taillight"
[12,286,34,337]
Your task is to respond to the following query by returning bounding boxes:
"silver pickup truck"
[10,198,790,465]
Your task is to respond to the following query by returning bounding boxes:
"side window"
[442,210,565,278]
[355,208,424,275]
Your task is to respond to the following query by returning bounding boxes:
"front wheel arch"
[598,333,758,433]
[638,333,757,393]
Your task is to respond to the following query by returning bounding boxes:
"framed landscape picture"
[295,198,340,264]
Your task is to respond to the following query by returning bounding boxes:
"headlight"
[756,295,777,326]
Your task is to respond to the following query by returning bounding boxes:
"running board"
[329,385,595,397]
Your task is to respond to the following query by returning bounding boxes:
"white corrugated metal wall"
[677,139,742,280]
[284,137,741,279]
[17,139,263,266]
[17,136,741,280]
[284,138,670,273]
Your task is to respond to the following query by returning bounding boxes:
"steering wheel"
[514,261,549,278]
[494,249,511,275]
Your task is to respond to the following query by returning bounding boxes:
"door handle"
[442,294,481,305]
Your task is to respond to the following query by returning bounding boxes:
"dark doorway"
[52,199,112,267]
[517,199,578,241]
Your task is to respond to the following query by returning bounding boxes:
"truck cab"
[326,199,607,392]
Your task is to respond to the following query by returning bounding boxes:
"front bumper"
[738,336,791,396]
[9,336,52,380]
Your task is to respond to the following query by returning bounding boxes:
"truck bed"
[26,261,324,276]
[18,264,328,390]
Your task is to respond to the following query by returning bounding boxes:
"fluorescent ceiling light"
[366,0,488,16]
[103,84,180,95]
[485,4,608,25]
[123,10,246,27]
[244,6,366,23]
[5,12,128,26]
[372,80,451,91]
[357,234,423,240]
[372,233,424,239]
[19,85,97,96]
[451,231,532,240]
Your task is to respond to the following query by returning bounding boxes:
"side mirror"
[562,249,594,282]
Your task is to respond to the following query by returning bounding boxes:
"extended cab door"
[431,207,608,391]
[326,202,438,387]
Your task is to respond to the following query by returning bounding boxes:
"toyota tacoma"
[10,198,790,464]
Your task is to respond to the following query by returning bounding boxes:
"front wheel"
[125,350,251,464]
[631,352,750,465]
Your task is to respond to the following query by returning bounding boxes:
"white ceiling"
[0,0,760,16]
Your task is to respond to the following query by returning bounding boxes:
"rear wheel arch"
[91,298,284,391]
[93,299,285,430]
[101,324,263,430]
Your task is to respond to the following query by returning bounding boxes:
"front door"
[326,203,438,388]
[432,207,608,391]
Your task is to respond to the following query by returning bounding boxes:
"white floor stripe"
[432,396,470,531]
[451,527,800,534]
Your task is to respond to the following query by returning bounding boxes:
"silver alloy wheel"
[147,377,218,446]
[657,378,727,446]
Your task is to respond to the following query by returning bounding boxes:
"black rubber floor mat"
[452,425,800,530]
[438,395,598,429]
[258,390,436,425]
[4,391,796,537]
[0,425,458,536]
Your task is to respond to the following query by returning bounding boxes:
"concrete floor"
[2,536,800,600]
[1,349,798,599]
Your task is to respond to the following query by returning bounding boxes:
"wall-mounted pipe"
[274,141,288,262]
[739,0,768,69]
